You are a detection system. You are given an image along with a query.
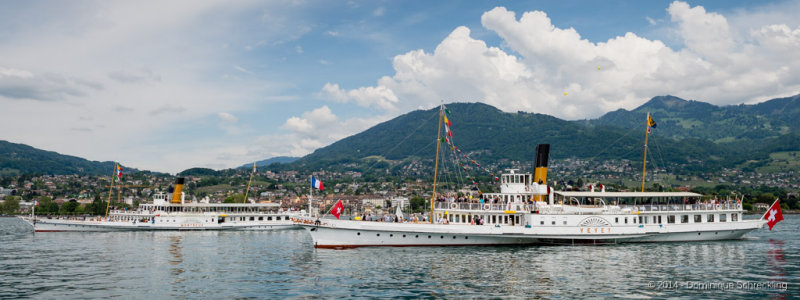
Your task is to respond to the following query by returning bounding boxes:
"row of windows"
[436,213,521,225]
[532,213,742,226]
[612,213,739,225]
[149,216,291,223]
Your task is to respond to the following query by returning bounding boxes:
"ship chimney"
[533,144,549,185]
[171,177,185,204]
[533,144,549,202]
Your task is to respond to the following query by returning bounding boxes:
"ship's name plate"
[579,227,611,234]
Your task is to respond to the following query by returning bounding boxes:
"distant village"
[1,156,798,214]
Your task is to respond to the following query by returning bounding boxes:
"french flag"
[311,176,324,190]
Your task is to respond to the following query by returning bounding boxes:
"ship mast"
[430,104,443,223]
[104,163,118,220]
[243,163,256,203]
[641,112,652,192]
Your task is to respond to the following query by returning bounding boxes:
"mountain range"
[1,94,798,176]
[291,94,799,174]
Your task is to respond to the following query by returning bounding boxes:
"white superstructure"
[21,178,300,232]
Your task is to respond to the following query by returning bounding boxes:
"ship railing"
[434,202,533,212]
[625,202,742,212]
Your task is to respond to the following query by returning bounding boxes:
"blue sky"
[1,0,799,173]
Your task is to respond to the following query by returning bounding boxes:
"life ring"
[483,204,490,210]
[450,203,457,209]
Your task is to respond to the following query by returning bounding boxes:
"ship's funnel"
[533,144,549,185]
[533,144,549,202]
[171,177,185,204]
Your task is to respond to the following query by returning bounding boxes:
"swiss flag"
[764,200,784,231]
[330,200,344,219]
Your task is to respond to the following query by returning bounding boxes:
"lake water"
[0,215,797,299]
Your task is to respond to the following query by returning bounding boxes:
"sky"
[1,0,799,174]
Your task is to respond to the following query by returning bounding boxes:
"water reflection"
[1,217,798,298]
[169,235,184,273]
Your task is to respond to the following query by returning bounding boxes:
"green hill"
[238,156,299,169]
[289,96,800,175]
[591,94,798,142]
[292,103,722,172]
[0,140,121,176]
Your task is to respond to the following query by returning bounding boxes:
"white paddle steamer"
[296,106,767,248]
[21,178,298,232]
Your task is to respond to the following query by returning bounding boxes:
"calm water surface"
[0,215,797,299]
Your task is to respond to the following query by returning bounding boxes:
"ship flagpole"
[243,162,256,203]
[641,112,652,192]
[104,162,118,221]
[430,103,444,223]
[309,175,313,217]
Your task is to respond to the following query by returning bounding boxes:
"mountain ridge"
[2,94,798,176]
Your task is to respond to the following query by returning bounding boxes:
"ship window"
[403,234,406,238]
[376,234,380,236]
[707,214,714,222]
[624,217,628,224]
[732,213,739,221]
[268,217,272,221]
[681,215,689,223]
[250,217,254,221]
[615,217,619,223]
[551,221,555,225]
[667,215,675,224]
[440,236,444,239]
[492,215,496,224]
[540,221,544,225]
[720,214,727,222]
[389,234,393,237]
[694,215,702,223]
[639,216,643,224]
[357,232,360,235]
[428,235,431,238]
[415,235,418,238]
[658,216,662,224]
[258,217,263,221]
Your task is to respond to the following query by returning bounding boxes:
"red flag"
[114,163,123,182]
[330,200,344,219]
[764,200,783,230]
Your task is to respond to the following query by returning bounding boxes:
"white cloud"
[0,66,92,101]
[667,1,734,60]
[322,82,400,111]
[321,2,800,120]
[373,7,386,17]
[218,112,238,123]
[295,45,304,54]
[277,105,387,155]
[646,16,658,25]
